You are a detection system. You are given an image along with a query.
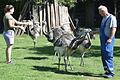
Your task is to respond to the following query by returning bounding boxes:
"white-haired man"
[98,5,117,78]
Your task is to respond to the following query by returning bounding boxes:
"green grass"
[0,34,120,80]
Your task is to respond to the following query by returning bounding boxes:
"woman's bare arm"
[8,19,25,31]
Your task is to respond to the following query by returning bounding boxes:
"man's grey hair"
[98,5,108,12]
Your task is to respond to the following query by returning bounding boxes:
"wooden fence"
[15,0,75,36]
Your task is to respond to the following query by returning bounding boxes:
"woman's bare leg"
[6,44,13,64]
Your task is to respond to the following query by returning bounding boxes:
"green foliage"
[33,0,77,6]
[58,0,77,8]
[34,0,42,5]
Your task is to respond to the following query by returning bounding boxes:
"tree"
[58,0,77,8]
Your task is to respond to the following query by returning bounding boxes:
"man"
[98,5,117,78]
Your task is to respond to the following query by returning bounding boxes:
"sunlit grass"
[0,34,120,80]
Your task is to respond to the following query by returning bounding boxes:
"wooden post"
[50,4,55,28]
[46,2,51,31]
[20,21,28,35]
[59,6,62,26]
[18,1,29,21]
[42,3,47,34]
[53,0,59,27]
[39,6,43,35]
[15,1,29,36]
[32,5,39,22]
[69,14,76,31]
[58,5,61,26]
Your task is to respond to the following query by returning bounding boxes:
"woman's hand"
[19,26,25,32]
[27,21,33,26]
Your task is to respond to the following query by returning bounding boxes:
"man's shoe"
[103,74,114,78]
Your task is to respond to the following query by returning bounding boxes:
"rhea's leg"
[68,56,73,70]
[80,52,85,66]
[64,56,68,72]
[58,53,61,70]
[33,38,37,48]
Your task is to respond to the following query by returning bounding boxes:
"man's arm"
[107,27,116,43]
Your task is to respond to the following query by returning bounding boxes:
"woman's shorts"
[3,30,14,46]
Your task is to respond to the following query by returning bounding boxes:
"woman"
[3,5,30,64]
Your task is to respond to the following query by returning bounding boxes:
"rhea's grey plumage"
[43,26,95,71]
[28,21,46,48]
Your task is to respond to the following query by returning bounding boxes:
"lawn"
[0,34,120,80]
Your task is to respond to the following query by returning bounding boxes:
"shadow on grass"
[28,46,54,56]
[14,45,120,57]
[33,66,58,72]
[32,66,104,78]
[73,45,120,57]
[29,45,120,57]
[13,47,28,49]
[54,71,104,78]
[53,63,66,66]
[24,57,48,60]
